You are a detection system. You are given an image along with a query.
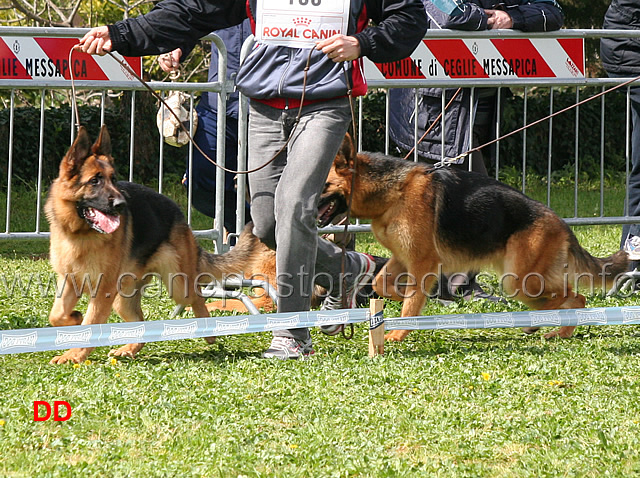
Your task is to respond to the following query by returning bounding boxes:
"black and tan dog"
[45,125,273,364]
[318,137,629,342]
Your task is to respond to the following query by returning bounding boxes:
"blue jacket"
[108,0,428,104]
[198,20,252,118]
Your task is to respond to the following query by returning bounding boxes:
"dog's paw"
[109,344,143,359]
[203,336,217,344]
[50,348,90,364]
[543,326,576,340]
[385,330,410,342]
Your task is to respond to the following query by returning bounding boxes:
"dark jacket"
[108,0,428,102]
[601,0,640,76]
[428,0,563,32]
[389,0,563,162]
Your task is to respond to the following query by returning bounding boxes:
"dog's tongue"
[90,208,120,234]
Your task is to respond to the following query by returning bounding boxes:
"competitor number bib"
[255,0,350,48]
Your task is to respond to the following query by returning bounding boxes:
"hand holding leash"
[316,35,361,62]
[76,26,113,55]
[158,49,182,73]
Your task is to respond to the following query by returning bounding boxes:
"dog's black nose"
[110,195,126,211]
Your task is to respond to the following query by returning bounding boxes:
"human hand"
[158,49,182,72]
[316,35,361,62]
[485,9,513,29]
[76,26,112,55]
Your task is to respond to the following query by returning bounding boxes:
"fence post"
[368,298,384,357]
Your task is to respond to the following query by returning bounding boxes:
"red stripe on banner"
[425,39,489,78]
[35,37,110,81]
[121,55,143,76]
[557,38,585,76]
[0,39,31,79]
[373,57,426,79]
[490,39,555,77]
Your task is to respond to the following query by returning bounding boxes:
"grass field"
[1,179,640,477]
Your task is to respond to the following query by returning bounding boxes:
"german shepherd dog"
[45,125,272,364]
[318,137,629,342]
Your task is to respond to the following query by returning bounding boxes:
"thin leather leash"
[403,87,462,161]
[71,44,362,338]
[435,75,640,168]
[69,44,313,175]
[338,62,362,340]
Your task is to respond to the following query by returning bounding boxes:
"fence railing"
[1,27,639,246]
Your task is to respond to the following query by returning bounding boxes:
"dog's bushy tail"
[568,233,629,290]
[197,222,267,279]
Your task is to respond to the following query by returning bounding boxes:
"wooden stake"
[368,298,384,357]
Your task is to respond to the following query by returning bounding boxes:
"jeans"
[248,97,362,341]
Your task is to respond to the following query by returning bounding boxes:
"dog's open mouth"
[317,194,346,228]
[83,207,121,234]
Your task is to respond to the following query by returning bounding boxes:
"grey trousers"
[248,98,363,341]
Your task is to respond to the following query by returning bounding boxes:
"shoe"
[355,255,388,307]
[262,336,315,360]
[438,280,507,306]
[320,252,376,335]
[623,235,640,261]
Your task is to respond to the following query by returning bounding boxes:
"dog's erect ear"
[334,133,356,172]
[61,126,92,178]
[92,124,112,157]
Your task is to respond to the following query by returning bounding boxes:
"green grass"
[1,181,640,477]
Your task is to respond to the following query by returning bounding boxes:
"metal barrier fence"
[2,27,640,248]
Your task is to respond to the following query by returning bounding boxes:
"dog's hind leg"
[109,278,147,358]
[166,269,217,344]
[516,282,585,340]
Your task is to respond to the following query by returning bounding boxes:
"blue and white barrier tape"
[384,306,640,330]
[2,306,640,356]
[0,309,370,355]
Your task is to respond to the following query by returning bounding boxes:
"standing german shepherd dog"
[45,125,268,364]
[318,137,629,342]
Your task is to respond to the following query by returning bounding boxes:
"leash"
[71,43,362,338]
[436,74,640,168]
[336,62,362,340]
[403,87,462,161]
[70,44,313,175]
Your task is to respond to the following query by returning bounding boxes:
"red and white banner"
[365,38,584,81]
[0,36,142,83]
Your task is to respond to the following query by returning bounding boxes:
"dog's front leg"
[48,273,84,327]
[385,263,438,342]
[372,256,410,301]
[385,268,435,342]
[50,286,117,364]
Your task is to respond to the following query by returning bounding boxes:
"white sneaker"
[624,235,640,261]
[262,336,314,360]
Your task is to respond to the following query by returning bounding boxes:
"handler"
[78,0,428,359]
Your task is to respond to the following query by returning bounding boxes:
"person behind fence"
[388,0,564,303]
[158,20,252,236]
[78,0,428,359]
[601,0,640,271]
